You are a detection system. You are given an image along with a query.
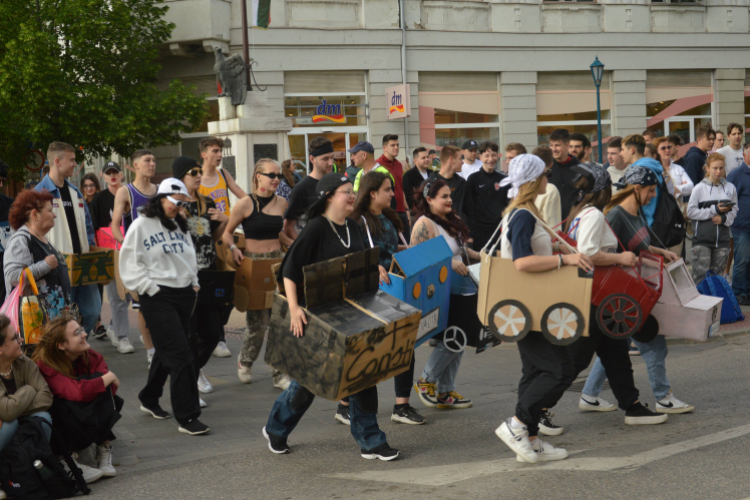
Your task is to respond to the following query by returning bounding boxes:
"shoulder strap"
[219,170,231,208]
[360,216,374,248]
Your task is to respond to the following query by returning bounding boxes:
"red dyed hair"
[9,189,54,230]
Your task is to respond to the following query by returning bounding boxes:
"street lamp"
[590,56,604,163]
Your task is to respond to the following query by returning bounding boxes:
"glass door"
[288,129,368,176]
[665,118,692,145]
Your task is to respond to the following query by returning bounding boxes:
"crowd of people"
[0,120,746,491]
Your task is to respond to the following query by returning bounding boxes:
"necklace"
[0,365,12,378]
[324,215,350,249]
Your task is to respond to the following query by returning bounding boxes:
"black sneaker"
[335,404,351,425]
[178,419,210,435]
[624,403,668,425]
[538,410,564,436]
[361,443,400,461]
[140,403,170,420]
[391,404,426,425]
[93,325,108,340]
[262,426,290,454]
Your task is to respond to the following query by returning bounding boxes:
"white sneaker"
[516,439,569,463]
[579,395,617,412]
[273,374,291,390]
[199,397,207,408]
[97,444,116,477]
[64,458,104,484]
[238,355,252,384]
[117,338,135,354]
[0,488,6,499]
[107,328,119,348]
[656,392,695,414]
[147,351,154,368]
[213,341,231,358]
[197,370,213,394]
[494,418,538,464]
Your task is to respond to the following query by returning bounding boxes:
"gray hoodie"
[686,177,738,248]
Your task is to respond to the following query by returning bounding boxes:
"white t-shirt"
[607,165,630,193]
[458,159,482,180]
[716,145,744,175]
[568,207,618,257]
[419,170,429,180]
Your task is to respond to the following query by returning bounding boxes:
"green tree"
[0,0,208,178]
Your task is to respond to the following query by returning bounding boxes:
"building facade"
[150,0,750,180]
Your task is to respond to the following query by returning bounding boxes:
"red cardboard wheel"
[596,293,642,339]
[487,299,531,343]
[541,302,585,345]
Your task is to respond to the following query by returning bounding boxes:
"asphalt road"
[86,331,750,500]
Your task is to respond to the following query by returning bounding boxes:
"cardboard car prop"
[264,248,421,401]
[380,236,452,347]
[63,246,114,286]
[651,259,723,342]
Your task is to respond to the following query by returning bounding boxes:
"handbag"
[0,268,47,345]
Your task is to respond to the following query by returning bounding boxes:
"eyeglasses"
[83,184,96,189]
[259,173,282,180]
[335,189,355,197]
[72,327,85,337]
[7,332,20,344]
[186,168,203,177]
[167,195,189,208]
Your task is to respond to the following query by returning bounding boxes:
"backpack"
[697,271,744,324]
[0,416,89,499]
[650,178,686,248]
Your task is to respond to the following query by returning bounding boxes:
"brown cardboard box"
[214,239,280,311]
[63,246,114,286]
[264,248,421,401]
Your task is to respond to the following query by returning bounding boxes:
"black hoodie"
[682,146,709,188]
[549,155,580,220]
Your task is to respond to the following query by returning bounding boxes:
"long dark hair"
[413,179,469,243]
[352,172,402,237]
[564,176,612,232]
[141,194,189,233]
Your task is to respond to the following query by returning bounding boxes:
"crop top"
[241,195,283,241]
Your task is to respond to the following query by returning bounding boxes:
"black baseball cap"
[347,141,374,154]
[103,161,121,173]
[461,140,479,151]
[305,173,352,217]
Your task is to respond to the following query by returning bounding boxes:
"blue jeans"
[583,336,671,400]
[0,411,52,452]
[70,284,103,333]
[732,230,750,299]
[266,381,386,451]
[421,342,463,394]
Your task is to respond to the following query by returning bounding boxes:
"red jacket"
[376,155,406,213]
[36,350,115,403]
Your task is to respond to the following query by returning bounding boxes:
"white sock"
[147,348,155,355]
[510,417,526,430]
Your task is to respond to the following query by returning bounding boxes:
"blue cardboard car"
[380,236,453,347]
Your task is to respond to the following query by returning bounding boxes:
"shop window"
[284,95,368,127]
[537,110,611,163]
[646,101,711,144]
[433,108,500,148]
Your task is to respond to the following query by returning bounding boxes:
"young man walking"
[403,147,434,210]
[717,123,745,175]
[436,145,473,225]
[503,143,527,173]
[111,149,159,365]
[458,140,483,180]
[89,161,134,353]
[34,142,102,334]
[466,141,509,251]
[605,137,629,191]
[569,133,602,167]
[682,123,716,186]
[548,129,581,218]
[377,135,410,238]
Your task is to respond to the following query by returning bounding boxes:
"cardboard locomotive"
[651,259,723,342]
[264,248,421,401]
[215,233,279,312]
[380,236,453,347]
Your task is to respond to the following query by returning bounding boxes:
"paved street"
[75,301,750,500]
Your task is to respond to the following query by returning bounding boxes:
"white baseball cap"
[157,178,192,199]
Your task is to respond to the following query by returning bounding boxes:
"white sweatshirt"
[119,215,199,296]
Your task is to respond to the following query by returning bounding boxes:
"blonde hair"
[252,158,279,194]
[605,185,637,214]
[704,152,726,178]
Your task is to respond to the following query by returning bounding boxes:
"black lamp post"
[590,56,604,163]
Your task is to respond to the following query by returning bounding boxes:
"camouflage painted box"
[63,246,114,286]
[264,248,421,401]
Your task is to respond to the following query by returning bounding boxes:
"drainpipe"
[400,0,410,163]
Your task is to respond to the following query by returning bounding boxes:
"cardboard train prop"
[215,235,280,312]
[265,248,421,401]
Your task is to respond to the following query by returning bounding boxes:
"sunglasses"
[186,168,203,177]
[167,195,189,208]
[259,173,282,180]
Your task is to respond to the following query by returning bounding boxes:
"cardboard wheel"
[487,299,531,343]
[541,302,585,345]
[233,285,250,312]
[443,326,467,353]
[596,293,642,339]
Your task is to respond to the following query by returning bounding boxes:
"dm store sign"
[312,100,346,124]
[385,84,410,120]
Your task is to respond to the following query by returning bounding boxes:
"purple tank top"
[123,184,154,233]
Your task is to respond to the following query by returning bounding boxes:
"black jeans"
[393,356,416,399]
[190,301,224,372]
[138,286,201,425]
[516,332,576,437]
[563,314,640,411]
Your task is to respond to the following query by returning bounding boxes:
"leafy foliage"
[0,0,208,178]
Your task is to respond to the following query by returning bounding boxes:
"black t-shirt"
[466,168,510,235]
[549,155,581,220]
[606,206,650,255]
[89,189,116,231]
[280,216,365,303]
[186,198,221,270]
[285,175,319,224]
[1,374,16,395]
[435,173,473,228]
[57,182,82,254]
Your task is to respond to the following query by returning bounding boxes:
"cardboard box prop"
[651,259,722,342]
[264,248,421,401]
[380,237,452,347]
[477,249,593,345]
[113,250,138,301]
[63,246,114,286]
[214,239,280,311]
[95,228,122,250]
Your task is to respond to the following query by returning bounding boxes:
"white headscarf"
[499,154,546,199]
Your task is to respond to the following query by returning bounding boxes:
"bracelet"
[230,244,238,252]
[557,254,563,269]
